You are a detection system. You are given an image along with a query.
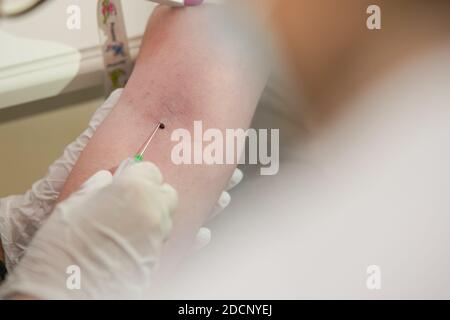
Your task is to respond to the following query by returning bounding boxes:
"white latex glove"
[0,89,243,271]
[0,162,177,300]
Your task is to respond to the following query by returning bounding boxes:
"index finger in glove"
[115,162,178,213]
[226,168,244,191]
[116,162,164,185]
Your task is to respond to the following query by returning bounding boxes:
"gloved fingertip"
[208,192,230,221]
[227,168,244,190]
[194,227,211,251]
[219,191,231,208]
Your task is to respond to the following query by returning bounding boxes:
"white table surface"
[0,0,156,109]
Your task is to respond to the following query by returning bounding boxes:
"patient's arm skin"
[58,5,268,265]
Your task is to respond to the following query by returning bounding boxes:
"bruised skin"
[58,5,269,266]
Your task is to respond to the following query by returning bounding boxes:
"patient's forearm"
[58,6,268,261]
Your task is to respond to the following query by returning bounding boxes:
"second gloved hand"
[0,162,177,299]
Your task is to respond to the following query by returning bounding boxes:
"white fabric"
[161,44,450,299]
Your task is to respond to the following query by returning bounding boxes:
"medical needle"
[135,122,165,162]
[114,121,165,177]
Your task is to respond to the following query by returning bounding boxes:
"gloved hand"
[0,162,177,300]
[0,89,243,271]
